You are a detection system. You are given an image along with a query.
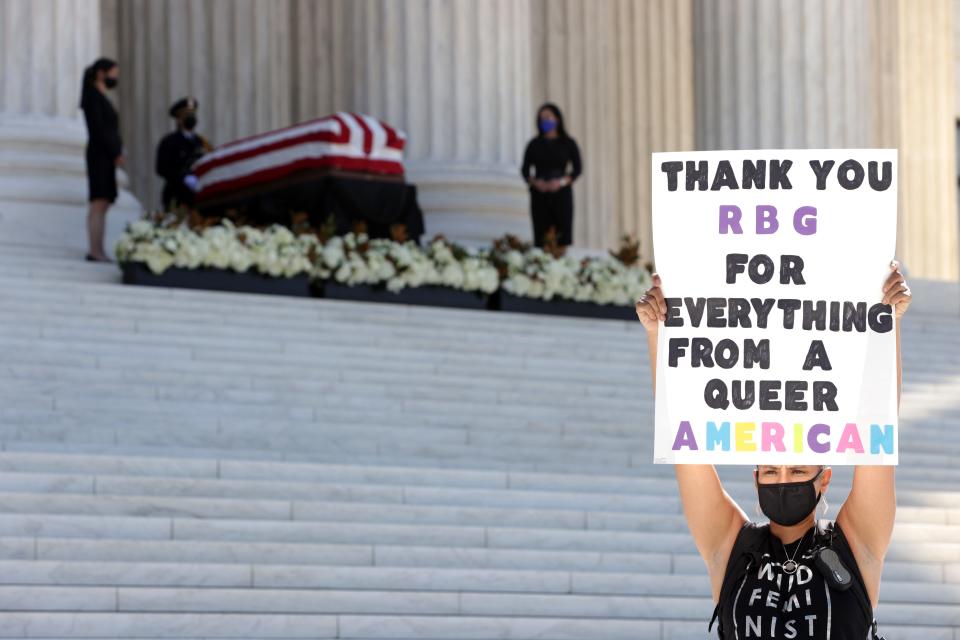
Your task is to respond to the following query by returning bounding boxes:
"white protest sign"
[651,149,898,465]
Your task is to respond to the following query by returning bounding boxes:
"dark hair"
[80,57,117,106]
[536,102,568,138]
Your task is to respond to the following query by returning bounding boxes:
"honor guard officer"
[155,96,212,210]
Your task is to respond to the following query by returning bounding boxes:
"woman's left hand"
[882,260,912,319]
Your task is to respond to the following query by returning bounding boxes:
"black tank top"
[721,522,871,639]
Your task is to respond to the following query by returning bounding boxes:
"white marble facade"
[1,0,957,279]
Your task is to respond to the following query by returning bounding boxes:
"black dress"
[520,136,582,247]
[717,522,873,639]
[156,131,210,209]
[81,85,122,203]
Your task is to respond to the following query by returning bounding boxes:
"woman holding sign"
[635,262,911,640]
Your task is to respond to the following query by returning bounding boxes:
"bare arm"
[637,275,747,601]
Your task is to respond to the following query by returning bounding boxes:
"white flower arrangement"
[116,221,651,306]
[313,233,500,294]
[115,219,318,279]
[493,239,651,307]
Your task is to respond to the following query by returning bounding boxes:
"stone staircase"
[0,241,958,639]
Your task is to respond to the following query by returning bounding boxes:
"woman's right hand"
[635,273,666,333]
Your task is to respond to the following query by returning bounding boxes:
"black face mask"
[756,467,824,526]
[182,115,197,131]
[104,77,118,89]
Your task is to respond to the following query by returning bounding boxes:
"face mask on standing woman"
[756,467,824,526]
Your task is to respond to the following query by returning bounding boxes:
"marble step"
[6,439,960,488]
[8,397,960,454]
[0,452,957,510]
[0,610,956,640]
[1,365,953,425]
[0,361,952,412]
[0,374,649,412]
[2,266,953,324]
[2,305,953,358]
[0,612,338,639]
[0,440,656,477]
[0,559,958,598]
[7,340,950,383]
[3,320,655,366]
[6,535,956,583]
[0,470,953,532]
[0,490,671,531]
[6,408,959,460]
[6,418,960,470]
[13,536,678,572]
[2,286,949,336]
[4,363,954,425]
[0,302,952,359]
[0,584,956,623]
[3,339,952,392]
[0,329,949,386]
[1,490,956,544]
[0,279,640,332]
[2,377,629,414]
[0,511,959,561]
[0,265,118,286]
[3,364,956,424]
[7,302,952,363]
[0,485,952,537]
[5,325,957,390]
[5,418,960,467]
[0,474,953,530]
[0,446,915,504]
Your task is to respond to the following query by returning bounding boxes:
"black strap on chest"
[708,521,884,639]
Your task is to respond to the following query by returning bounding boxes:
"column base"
[406,164,531,247]
[0,114,141,254]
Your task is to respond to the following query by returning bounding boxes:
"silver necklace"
[781,529,809,575]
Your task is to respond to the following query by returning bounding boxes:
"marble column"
[693,0,958,281]
[289,0,533,245]
[871,0,958,281]
[693,0,874,150]
[107,0,293,210]
[530,0,697,260]
[0,0,140,249]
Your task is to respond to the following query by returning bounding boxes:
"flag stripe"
[195,113,406,199]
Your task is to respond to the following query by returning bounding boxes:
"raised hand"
[635,273,667,333]
[882,260,911,319]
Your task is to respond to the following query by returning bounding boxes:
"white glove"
[183,174,200,192]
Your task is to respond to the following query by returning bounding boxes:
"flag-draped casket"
[193,112,406,201]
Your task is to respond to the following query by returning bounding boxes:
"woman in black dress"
[520,103,582,248]
[79,58,123,262]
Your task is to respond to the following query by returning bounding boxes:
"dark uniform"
[155,97,211,210]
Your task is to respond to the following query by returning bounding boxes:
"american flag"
[193,112,406,200]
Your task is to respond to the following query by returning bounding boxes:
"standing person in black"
[520,103,582,248]
[80,58,123,262]
[156,97,212,210]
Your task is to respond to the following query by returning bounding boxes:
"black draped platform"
[196,168,425,241]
